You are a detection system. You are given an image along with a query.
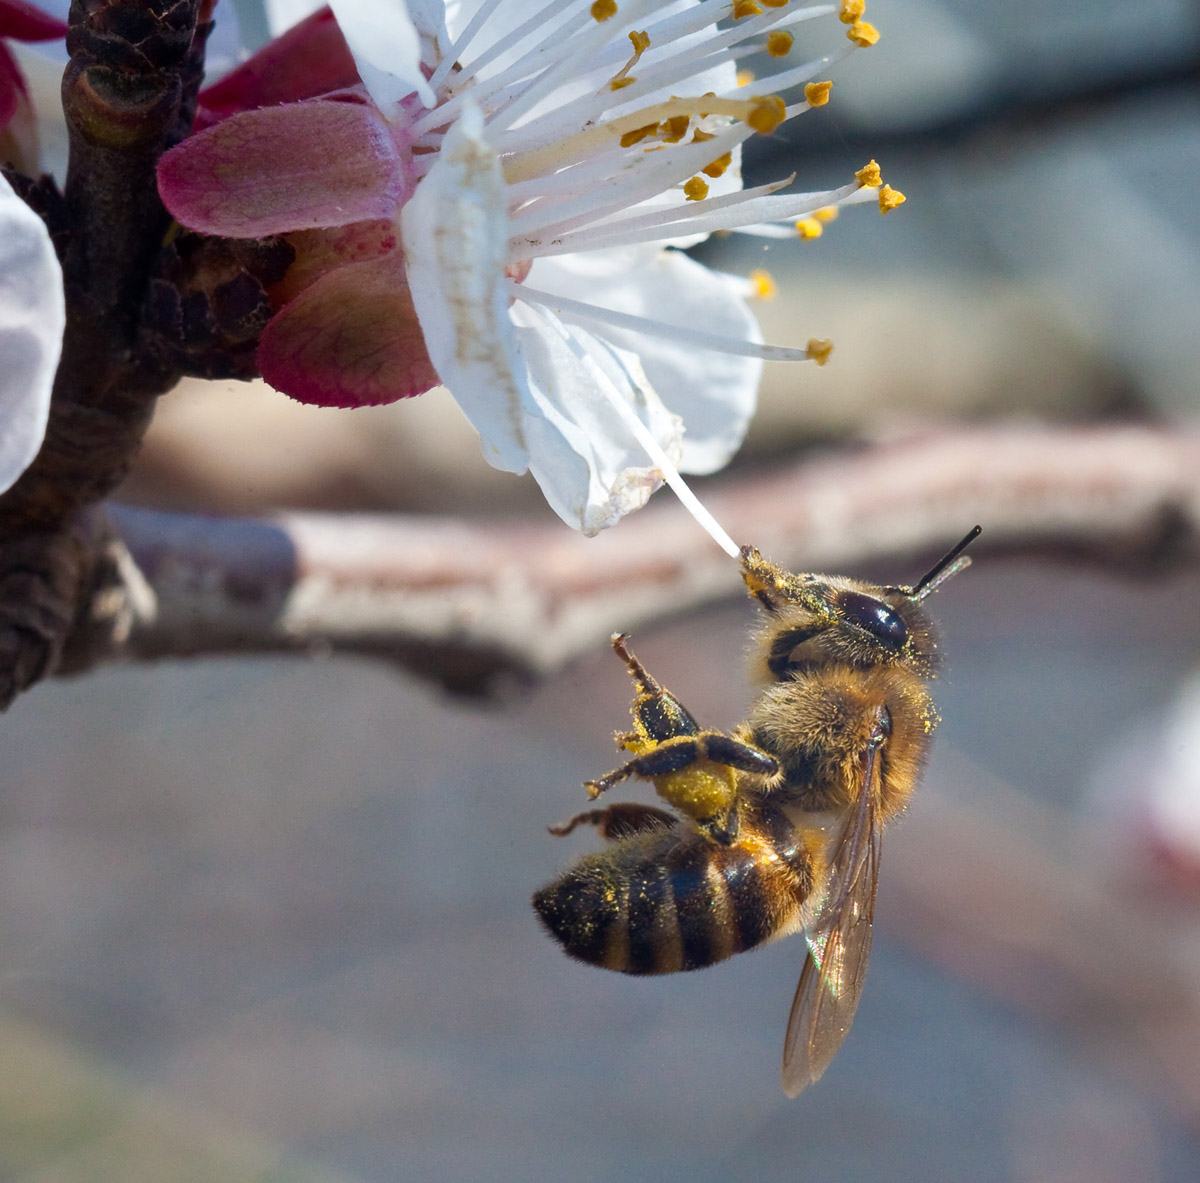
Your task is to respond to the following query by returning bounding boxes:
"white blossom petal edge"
[402,106,691,534]
[0,174,63,494]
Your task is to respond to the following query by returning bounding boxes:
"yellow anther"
[732,0,763,16]
[804,80,832,107]
[855,159,882,187]
[878,184,906,215]
[702,151,733,178]
[591,0,618,21]
[660,114,691,142]
[839,0,865,23]
[806,338,834,366]
[796,217,823,240]
[691,128,716,143]
[847,19,879,46]
[736,69,755,88]
[749,269,777,300]
[609,27,649,89]
[684,176,710,201]
[748,95,787,134]
[767,30,793,57]
[761,0,788,6]
[619,123,658,148]
[813,205,839,223]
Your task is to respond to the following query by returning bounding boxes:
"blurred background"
[4,0,1200,1179]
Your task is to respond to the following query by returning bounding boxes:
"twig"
[87,421,1200,695]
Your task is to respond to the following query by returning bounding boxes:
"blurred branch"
[66,421,1200,696]
[751,48,1200,173]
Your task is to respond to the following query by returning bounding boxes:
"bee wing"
[780,713,884,1098]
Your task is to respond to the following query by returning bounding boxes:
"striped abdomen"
[532,800,814,976]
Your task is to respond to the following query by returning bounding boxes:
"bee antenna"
[911,525,982,601]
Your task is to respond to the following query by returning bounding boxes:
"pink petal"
[0,41,22,133]
[271,219,399,306]
[158,99,411,237]
[258,253,438,407]
[0,0,68,41]
[196,6,359,129]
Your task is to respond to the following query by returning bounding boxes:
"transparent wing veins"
[780,707,886,1098]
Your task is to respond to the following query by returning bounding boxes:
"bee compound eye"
[838,590,908,649]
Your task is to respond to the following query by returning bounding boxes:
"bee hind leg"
[548,801,677,841]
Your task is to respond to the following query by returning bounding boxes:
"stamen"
[855,159,882,187]
[513,281,834,364]
[609,28,650,89]
[839,0,865,22]
[805,338,833,365]
[426,0,506,97]
[515,176,870,258]
[878,184,906,214]
[847,20,880,47]
[749,269,777,299]
[767,30,794,57]
[804,80,832,106]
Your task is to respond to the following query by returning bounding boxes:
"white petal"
[0,175,63,494]
[525,246,761,474]
[399,103,530,471]
[328,0,437,109]
[511,303,683,534]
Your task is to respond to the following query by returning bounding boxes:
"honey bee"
[532,528,979,1097]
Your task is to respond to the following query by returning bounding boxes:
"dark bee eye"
[838,590,908,649]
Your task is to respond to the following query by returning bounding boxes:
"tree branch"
[75,421,1200,697]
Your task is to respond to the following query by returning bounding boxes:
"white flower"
[330,0,893,542]
[0,172,63,495]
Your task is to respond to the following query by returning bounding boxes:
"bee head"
[739,529,979,684]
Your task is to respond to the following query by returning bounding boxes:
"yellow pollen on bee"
[839,0,866,23]
[767,30,793,57]
[855,158,883,187]
[736,68,755,87]
[796,217,823,240]
[847,19,880,46]
[684,175,710,201]
[806,338,834,365]
[748,95,787,134]
[804,80,833,107]
[813,205,839,223]
[749,269,777,300]
[878,184,907,214]
[591,0,618,21]
[702,151,733,178]
[732,0,763,17]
